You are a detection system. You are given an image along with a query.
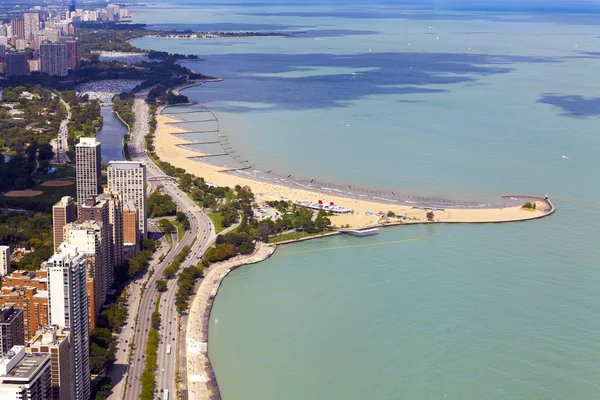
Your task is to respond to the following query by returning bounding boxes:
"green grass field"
[269,231,320,243]
[172,220,187,241]
[208,212,226,234]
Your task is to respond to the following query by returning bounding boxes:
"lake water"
[133,2,600,399]
[96,107,128,163]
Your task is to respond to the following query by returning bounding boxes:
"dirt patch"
[4,190,43,197]
[41,180,74,187]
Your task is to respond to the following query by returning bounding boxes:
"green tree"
[156,279,168,292]
[426,211,435,221]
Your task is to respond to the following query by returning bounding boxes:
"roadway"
[107,224,169,400]
[124,91,217,400]
[52,96,71,164]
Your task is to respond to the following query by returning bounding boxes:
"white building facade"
[46,245,90,400]
[107,161,147,239]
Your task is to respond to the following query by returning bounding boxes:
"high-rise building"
[52,196,76,251]
[0,271,48,341]
[69,0,76,13]
[10,19,24,40]
[63,220,110,328]
[5,53,27,76]
[78,196,116,289]
[65,40,79,70]
[46,244,90,400]
[28,326,75,400]
[0,306,24,356]
[23,13,40,41]
[0,45,6,62]
[123,201,139,258]
[108,161,147,239]
[0,246,9,276]
[0,346,51,399]
[103,191,123,268]
[75,137,102,214]
[40,43,68,77]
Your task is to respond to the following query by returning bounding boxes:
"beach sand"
[156,114,552,226]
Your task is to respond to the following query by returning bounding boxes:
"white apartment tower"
[0,246,9,276]
[23,13,40,41]
[46,244,90,400]
[107,161,147,239]
[75,137,102,215]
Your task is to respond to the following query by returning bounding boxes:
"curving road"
[124,91,217,400]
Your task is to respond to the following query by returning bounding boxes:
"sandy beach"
[155,113,554,226]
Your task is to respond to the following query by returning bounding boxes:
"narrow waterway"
[96,106,128,163]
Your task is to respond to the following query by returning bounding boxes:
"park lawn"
[269,231,321,243]
[208,212,226,234]
[36,165,76,181]
[0,179,76,211]
[157,225,174,246]
[172,220,187,241]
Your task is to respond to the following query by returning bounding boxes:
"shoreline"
[184,192,553,400]
[185,243,276,400]
[155,82,555,227]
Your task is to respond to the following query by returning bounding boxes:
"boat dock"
[339,228,380,237]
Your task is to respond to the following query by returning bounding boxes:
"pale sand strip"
[186,243,276,400]
[156,114,552,226]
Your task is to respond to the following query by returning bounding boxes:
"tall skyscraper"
[46,244,89,400]
[0,306,24,356]
[65,40,79,70]
[69,0,76,13]
[64,220,111,328]
[0,271,48,341]
[28,326,75,400]
[75,137,102,214]
[40,43,68,77]
[23,13,40,41]
[5,53,27,77]
[0,45,6,62]
[10,18,24,40]
[0,246,9,276]
[0,346,51,399]
[107,161,147,239]
[52,196,76,251]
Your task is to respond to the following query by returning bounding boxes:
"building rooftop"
[0,351,49,381]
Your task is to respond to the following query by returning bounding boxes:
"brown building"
[52,196,76,251]
[123,200,139,259]
[65,40,79,70]
[11,18,25,40]
[27,325,75,400]
[0,271,48,341]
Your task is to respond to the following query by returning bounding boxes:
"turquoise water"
[133,2,600,399]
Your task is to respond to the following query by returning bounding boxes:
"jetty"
[340,228,380,237]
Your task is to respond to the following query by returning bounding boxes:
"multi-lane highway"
[52,96,71,164]
[107,223,169,400]
[124,91,217,400]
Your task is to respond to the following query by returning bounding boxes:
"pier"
[165,119,218,124]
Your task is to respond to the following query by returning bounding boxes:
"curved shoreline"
[157,82,555,226]
[185,192,556,400]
